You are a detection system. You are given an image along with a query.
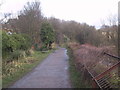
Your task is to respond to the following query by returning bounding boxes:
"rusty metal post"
[94,61,120,80]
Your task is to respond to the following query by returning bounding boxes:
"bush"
[7,50,26,61]
[40,45,48,51]
[2,31,16,55]
[25,49,33,56]
[34,43,39,50]
[40,22,55,49]
[11,34,32,50]
[20,34,32,50]
[2,31,32,59]
[11,50,22,60]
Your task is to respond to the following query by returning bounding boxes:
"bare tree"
[17,1,43,44]
[99,14,118,47]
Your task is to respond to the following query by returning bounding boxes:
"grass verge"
[67,47,91,88]
[2,50,53,88]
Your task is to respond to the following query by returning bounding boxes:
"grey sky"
[0,0,119,29]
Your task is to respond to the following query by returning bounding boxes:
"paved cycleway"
[10,48,71,88]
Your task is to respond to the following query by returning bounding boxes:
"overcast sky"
[0,0,119,29]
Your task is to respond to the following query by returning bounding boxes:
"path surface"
[10,48,71,88]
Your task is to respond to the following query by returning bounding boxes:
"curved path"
[10,48,71,88]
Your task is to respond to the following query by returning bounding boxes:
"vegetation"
[15,1,42,44]
[2,31,32,59]
[40,22,55,50]
[67,45,91,88]
[2,1,118,48]
[2,28,55,88]
[2,1,57,88]
[68,42,119,88]
[2,50,53,88]
[1,0,119,88]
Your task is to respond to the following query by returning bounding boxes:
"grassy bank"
[2,50,53,88]
[67,47,91,88]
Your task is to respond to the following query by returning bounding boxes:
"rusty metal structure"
[87,52,120,89]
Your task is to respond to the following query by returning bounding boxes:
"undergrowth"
[67,46,91,88]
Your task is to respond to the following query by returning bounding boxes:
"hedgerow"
[2,31,32,59]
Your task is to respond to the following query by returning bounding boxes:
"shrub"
[40,44,48,51]
[20,34,32,50]
[25,49,33,56]
[11,34,32,50]
[8,50,25,61]
[40,22,55,49]
[2,31,32,59]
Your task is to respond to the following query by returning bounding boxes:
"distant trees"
[74,23,104,46]
[40,22,55,50]
[98,25,118,47]
[17,1,42,44]
[47,18,103,46]
[98,14,118,47]
[2,1,43,47]
[2,1,118,49]
[47,17,64,44]
[47,16,118,47]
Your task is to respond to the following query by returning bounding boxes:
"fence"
[78,52,120,89]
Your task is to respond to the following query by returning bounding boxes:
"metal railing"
[91,52,120,89]
[79,52,120,89]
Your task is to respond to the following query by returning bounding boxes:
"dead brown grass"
[68,42,118,76]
